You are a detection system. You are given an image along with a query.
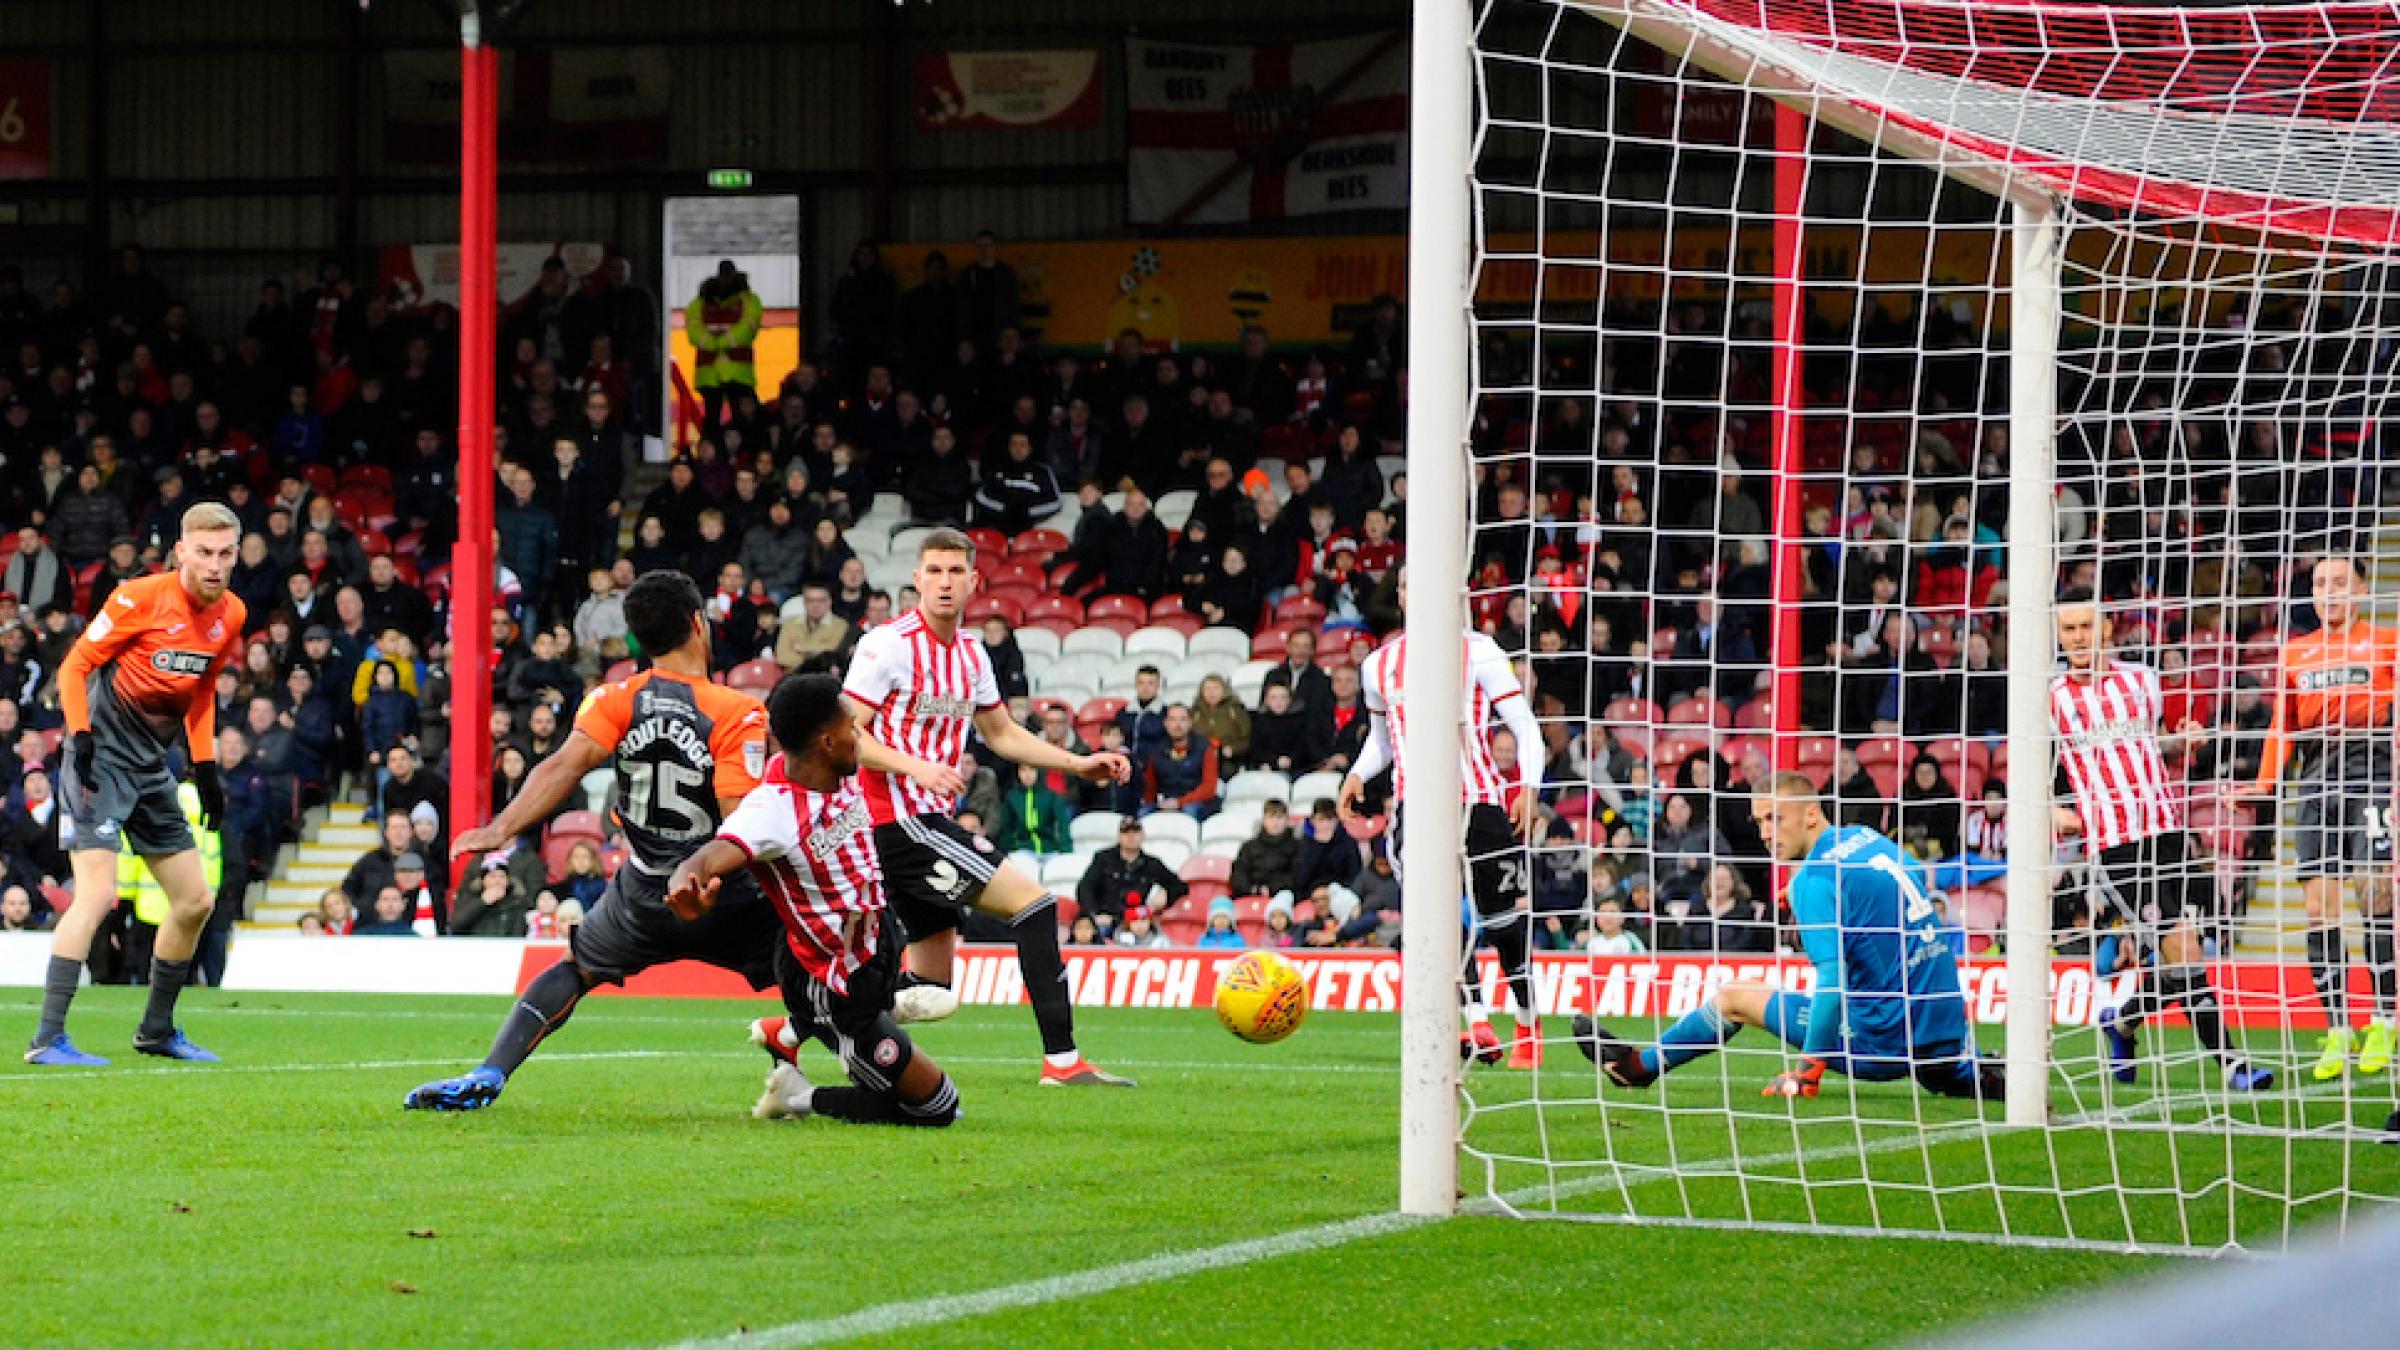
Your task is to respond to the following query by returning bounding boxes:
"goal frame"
[1397,0,2068,1214]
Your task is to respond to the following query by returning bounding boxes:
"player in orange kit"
[2238,555,2400,1081]
[26,502,247,1066]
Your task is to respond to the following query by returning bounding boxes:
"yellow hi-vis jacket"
[685,288,762,391]
[120,782,223,926]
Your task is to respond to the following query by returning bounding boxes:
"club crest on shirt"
[743,740,766,778]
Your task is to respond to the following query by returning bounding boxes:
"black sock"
[480,961,589,1078]
[810,1075,960,1128]
[2368,916,2397,1020]
[1011,898,1077,1056]
[136,957,193,1042]
[2116,972,2154,1032]
[1488,912,1536,1026]
[2309,927,2350,1027]
[2159,966,2231,1059]
[32,955,82,1050]
[895,970,950,991]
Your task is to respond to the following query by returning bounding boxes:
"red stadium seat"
[1734,696,1777,730]
[1030,695,1076,719]
[1148,595,1191,622]
[1025,595,1085,627]
[338,464,394,495]
[1078,696,1127,727]
[727,658,782,693]
[1796,735,1837,768]
[541,836,587,884]
[1273,596,1327,626]
[1087,594,1148,626]
[1182,855,1233,887]
[1604,696,1663,728]
[1148,611,1202,637]
[988,559,1049,592]
[965,594,1025,627]
[1086,615,1139,638]
[302,465,337,497]
[965,527,1007,558]
[1855,737,1904,770]
[603,660,639,684]
[390,557,420,587]
[1010,529,1069,558]
[1250,629,1288,661]
[359,531,391,559]
[548,811,605,844]
[1664,694,1716,726]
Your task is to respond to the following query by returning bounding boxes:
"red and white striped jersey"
[2051,659,2182,853]
[841,610,1004,825]
[716,755,884,992]
[1360,631,1525,805]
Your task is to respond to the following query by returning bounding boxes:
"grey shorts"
[2293,742,2395,880]
[568,862,782,990]
[61,742,193,857]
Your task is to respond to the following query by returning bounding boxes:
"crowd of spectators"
[0,236,2377,970]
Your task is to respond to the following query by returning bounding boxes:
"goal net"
[1416,0,2400,1253]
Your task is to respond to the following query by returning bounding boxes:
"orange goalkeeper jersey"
[61,571,247,763]
[2256,619,2400,785]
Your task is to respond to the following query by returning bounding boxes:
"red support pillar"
[1767,104,1807,775]
[449,31,499,842]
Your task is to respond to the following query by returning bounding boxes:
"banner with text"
[0,58,53,180]
[1126,33,1408,225]
[382,49,670,165]
[914,50,1102,131]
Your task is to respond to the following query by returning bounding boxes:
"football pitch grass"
[5,987,2395,1347]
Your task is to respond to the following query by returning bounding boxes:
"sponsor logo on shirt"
[150,650,214,676]
[2296,667,2376,692]
[911,692,976,720]
[805,797,872,859]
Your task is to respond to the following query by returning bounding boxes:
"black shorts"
[61,740,191,857]
[1394,801,1527,920]
[2292,741,2395,879]
[872,816,1004,943]
[2093,831,2214,930]
[774,913,916,1092]
[567,863,781,990]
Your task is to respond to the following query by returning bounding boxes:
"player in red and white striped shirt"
[840,528,1135,1087]
[668,674,961,1128]
[2053,591,2268,1091]
[1338,568,1547,1067]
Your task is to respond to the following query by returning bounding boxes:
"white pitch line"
[0,1047,720,1084]
[647,1074,2396,1348]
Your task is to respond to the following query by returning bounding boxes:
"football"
[1213,951,1311,1044]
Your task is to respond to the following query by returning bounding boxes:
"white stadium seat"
[1187,627,1251,663]
[1036,655,1111,692]
[1013,627,1063,661]
[1201,806,1263,848]
[888,525,934,558]
[1124,626,1189,660]
[1224,770,1291,805]
[1042,852,1097,890]
[1160,672,1204,706]
[1146,838,1194,873]
[1062,627,1124,659]
[1231,659,1276,707]
[1070,811,1125,849]
[1290,771,1346,809]
[1154,489,1197,531]
[1137,812,1201,850]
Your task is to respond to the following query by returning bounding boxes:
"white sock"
[789,1085,817,1115]
[1044,1050,1080,1069]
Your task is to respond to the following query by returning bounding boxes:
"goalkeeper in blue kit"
[1577,771,2004,1101]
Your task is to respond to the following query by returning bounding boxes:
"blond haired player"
[27,503,245,1066]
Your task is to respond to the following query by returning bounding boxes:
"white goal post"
[1400,0,2400,1250]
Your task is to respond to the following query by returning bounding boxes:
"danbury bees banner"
[1125,33,1410,225]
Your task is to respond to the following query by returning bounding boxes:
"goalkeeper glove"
[192,761,225,834]
[71,730,96,788]
[1763,1057,1827,1099]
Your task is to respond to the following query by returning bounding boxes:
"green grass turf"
[1,987,2385,1347]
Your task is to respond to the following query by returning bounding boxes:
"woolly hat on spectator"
[395,852,426,873]
[409,801,440,831]
[1207,896,1238,925]
[1124,905,1150,924]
